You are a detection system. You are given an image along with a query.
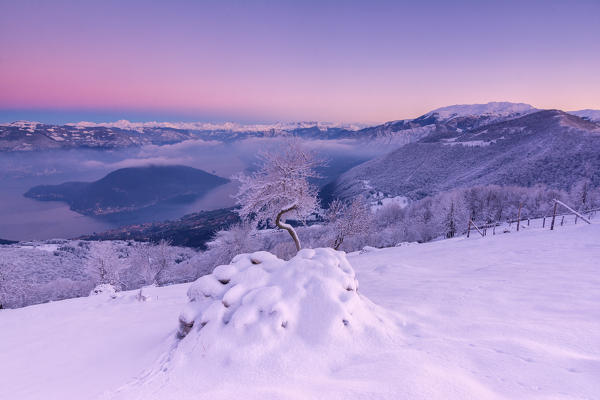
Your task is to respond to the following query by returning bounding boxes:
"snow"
[17,243,60,252]
[569,109,600,123]
[3,120,40,132]
[65,120,366,133]
[89,283,118,297]
[443,139,493,147]
[428,102,536,121]
[370,194,409,211]
[1,223,600,399]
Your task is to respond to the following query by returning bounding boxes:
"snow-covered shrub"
[177,248,395,359]
[89,283,117,297]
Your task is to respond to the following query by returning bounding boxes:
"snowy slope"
[1,223,599,399]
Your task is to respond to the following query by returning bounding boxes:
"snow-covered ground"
[1,223,599,399]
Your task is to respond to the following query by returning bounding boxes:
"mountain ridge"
[329,109,600,201]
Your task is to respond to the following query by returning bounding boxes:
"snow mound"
[176,248,395,358]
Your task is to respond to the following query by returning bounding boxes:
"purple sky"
[1,0,599,123]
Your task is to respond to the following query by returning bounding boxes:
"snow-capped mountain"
[0,102,594,152]
[329,109,600,200]
[66,120,368,133]
[570,109,600,122]
[0,120,367,151]
[425,101,537,121]
[340,102,539,146]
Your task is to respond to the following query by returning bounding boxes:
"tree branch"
[275,203,301,252]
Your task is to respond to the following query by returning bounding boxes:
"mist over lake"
[0,138,375,240]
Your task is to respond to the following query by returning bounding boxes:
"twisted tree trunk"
[276,204,301,252]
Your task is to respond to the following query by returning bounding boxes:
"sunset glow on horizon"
[1,0,599,124]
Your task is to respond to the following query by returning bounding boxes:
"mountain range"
[2,102,598,152]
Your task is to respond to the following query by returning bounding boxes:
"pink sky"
[1,0,599,123]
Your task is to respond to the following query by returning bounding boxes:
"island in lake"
[24,165,229,217]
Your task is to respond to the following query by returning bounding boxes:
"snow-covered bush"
[89,283,117,297]
[177,248,395,361]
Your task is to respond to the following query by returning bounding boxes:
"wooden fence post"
[561,215,565,226]
[550,201,558,230]
[543,216,546,228]
[516,203,522,232]
[467,220,471,238]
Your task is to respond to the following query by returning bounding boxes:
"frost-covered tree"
[150,239,173,285]
[86,242,123,288]
[445,201,457,238]
[233,140,322,252]
[203,223,259,266]
[326,197,372,250]
[571,178,591,211]
[131,240,173,287]
[0,261,15,309]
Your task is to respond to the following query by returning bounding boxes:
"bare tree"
[233,140,322,252]
[326,197,372,250]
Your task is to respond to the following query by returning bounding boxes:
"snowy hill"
[330,110,600,200]
[1,223,599,399]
